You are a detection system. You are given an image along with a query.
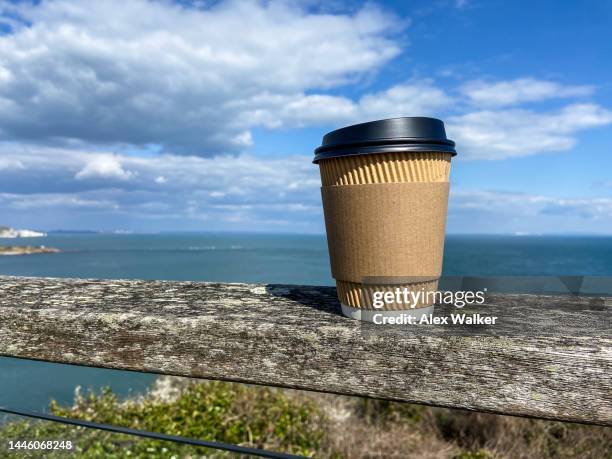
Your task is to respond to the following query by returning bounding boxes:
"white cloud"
[2,144,612,233]
[448,103,612,159]
[234,77,609,160]
[0,192,119,210]
[448,189,612,234]
[451,189,612,219]
[356,81,453,121]
[0,3,611,233]
[75,155,135,181]
[237,80,453,128]
[460,78,594,107]
[0,157,24,171]
[1,144,317,197]
[1,0,608,164]
[0,0,401,154]
[0,144,322,229]
[4,146,612,233]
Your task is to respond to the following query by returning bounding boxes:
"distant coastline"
[0,226,59,255]
[0,226,46,238]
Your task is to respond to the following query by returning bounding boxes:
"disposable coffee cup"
[313,117,457,322]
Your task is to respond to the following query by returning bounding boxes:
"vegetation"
[1,377,610,458]
[0,245,59,256]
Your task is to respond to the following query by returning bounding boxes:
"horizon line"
[5,229,612,237]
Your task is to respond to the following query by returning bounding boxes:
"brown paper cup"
[314,117,456,322]
[318,151,451,313]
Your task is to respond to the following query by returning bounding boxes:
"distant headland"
[0,226,47,238]
[0,226,60,255]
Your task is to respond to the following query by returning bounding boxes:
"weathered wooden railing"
[0,276,610,426]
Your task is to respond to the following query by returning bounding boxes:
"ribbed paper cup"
[314,117,456,322]
[319,151,451,186]
[319,151,451,310]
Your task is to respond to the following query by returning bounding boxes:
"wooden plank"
[0,276,610,426]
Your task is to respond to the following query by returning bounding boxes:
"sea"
[1,233,611,417]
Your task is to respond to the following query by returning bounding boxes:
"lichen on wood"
[0,276,610,426]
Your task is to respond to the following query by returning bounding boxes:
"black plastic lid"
[313,117,456,163]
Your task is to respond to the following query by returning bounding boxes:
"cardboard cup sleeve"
[321,182,449,309]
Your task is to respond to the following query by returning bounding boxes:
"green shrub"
[356,398,426,425]
[0,381,328,458]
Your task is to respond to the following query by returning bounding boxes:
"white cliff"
[0,226,47,238]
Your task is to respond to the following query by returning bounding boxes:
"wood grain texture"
[0,276,610,425]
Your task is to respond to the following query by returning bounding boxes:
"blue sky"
[0,0,611,234]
